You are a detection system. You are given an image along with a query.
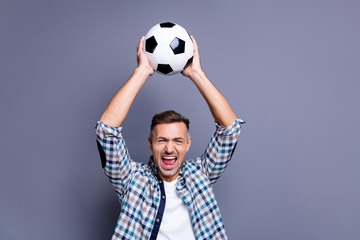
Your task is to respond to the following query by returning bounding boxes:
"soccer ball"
[144,22,193,75]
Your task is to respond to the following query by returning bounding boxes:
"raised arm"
[100,36,153,127]
[182,36,237,127]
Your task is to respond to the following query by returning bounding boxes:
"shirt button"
[156,218,160,222]
[162,195,165,199]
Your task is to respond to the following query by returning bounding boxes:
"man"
[96,35,244,239]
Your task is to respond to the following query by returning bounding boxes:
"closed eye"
[174,138,185,144]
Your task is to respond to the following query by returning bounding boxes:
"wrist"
[188,69,206,82]
[135,65,153,77]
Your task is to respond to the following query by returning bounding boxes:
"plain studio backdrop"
[1,0,359,239]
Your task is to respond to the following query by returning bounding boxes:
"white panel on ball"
[154,44,175,63]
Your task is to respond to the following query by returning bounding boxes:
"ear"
[186,136,191,151]
[148,136,153,150]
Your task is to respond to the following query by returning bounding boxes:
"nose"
[165,141,175,153]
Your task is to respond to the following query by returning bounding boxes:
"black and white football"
[144,22,193,75]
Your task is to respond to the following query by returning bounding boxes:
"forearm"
[100,66,151,127]
[189,70,237,127]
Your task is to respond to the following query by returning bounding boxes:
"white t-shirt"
[157,179,196,240]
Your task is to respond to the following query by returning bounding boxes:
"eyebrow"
[157,137,185,141]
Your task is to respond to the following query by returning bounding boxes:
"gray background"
[1,0,359,239]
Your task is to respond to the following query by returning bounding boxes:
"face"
[148,122,191,182]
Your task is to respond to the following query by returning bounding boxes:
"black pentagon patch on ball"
[145,36,157,53]
[160,22,175,28]
[157,64,173,74]
[183,56,193,69]
[170,37,185,55]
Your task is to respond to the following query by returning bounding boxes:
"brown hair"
[150,110,190,139]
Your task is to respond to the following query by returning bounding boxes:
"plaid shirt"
[95,119,243,240]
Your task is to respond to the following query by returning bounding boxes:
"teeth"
[163,156,176,160]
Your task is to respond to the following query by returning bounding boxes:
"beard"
[155,157,185,182]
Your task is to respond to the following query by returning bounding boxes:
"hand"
[182,35,203,79]
[137,36,154,76]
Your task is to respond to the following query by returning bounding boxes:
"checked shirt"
[95,119,243,240]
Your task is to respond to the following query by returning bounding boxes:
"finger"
[137,36,145,52]
[190,35,198,52]
[190,36,200,60]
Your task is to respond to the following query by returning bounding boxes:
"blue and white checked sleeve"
[201,119,244,184]
[95,121,134,198]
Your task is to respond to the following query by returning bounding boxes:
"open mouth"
[161,156,177,169]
